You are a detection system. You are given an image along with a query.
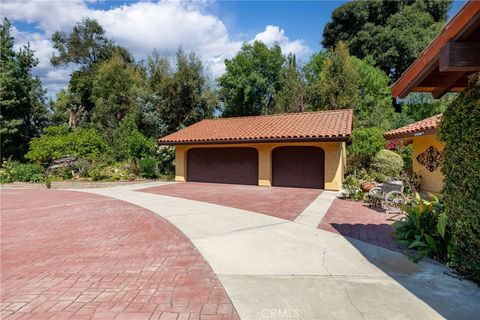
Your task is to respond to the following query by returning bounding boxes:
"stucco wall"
[174,141,346,191]
[412,134,445,194]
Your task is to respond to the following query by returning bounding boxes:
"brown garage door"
[272,146,325,189]
[187,147,258,185]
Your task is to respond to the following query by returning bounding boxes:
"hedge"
[438,73,480,282]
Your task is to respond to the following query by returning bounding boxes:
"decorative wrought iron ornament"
[416,146,443,172]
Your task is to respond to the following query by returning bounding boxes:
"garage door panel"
[187,147,258,185]
[272,146,324,189]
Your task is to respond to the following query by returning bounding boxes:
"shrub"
[157,145,175,176]
[371,149,403,179]
[347,127,385,172]
[341,174,364,201]
[26,125,110,164]
[393,193,450,263]
[139,157,159,179]
[438,74,480,282]
[0,161,45,183]
[394,145,413,173]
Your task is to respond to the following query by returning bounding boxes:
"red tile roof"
[384,114,442,140]
[159,109,353,145]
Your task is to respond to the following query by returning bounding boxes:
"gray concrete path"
[294,191,338,227]
[76,182,480,320]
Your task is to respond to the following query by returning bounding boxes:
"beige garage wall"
[174,141,346,191]
[412,134,445,194]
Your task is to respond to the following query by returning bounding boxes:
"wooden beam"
[431,72,466,99]
[439,42,480,72]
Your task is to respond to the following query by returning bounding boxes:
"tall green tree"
[274,54,308,113]
[138,48,218,137]
[0,18,48,160]
[308,42,360,111]
[323,0,451,81]
[218,41,285,117]
[90,54,144,143]
[351,56,394,129]
[50,18,133,121]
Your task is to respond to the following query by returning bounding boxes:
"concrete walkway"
[78,182,480,320]
[294,191,338,227]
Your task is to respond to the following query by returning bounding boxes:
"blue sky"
[1,0,466,96]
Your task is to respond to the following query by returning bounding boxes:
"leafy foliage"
[308,42,359,111]
[139,49,218,136]
[1,18,48,160]
[25,125,110,164]
[139,157,159,179]
[347,127,385,172]
[274,54,308,113]
[393,193,450,262]
[156,145,175,176]
[351,56,394,129]
[218,41,285,116]
[371,149,403,180]
[341,174,365,201]
[322,0,451,81]
[438,75,480,282]
[0,160,45,183]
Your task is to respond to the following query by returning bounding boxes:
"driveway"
[140,182,322,221]
[1,189,238,320]
[2,182,479,320]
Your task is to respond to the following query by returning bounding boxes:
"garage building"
[158,109,352,191]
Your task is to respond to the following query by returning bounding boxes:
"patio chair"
[368,181,406,212]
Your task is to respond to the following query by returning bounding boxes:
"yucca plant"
[393,193,451,262]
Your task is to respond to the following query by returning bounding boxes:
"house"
[391,0,480,99]
[388,1,480,194]
[384,114,444,193]
[158,109,352,191]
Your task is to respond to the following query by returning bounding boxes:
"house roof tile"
[384,114,442,140]
[159,109,353,144]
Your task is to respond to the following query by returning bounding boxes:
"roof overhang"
[391,1,480,99]
[158,136,350,145]
[384,128,437,140]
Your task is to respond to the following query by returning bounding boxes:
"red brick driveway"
[318,199,404,252]
[139,182,322,221]
[1,189,238,320]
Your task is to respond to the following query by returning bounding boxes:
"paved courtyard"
[319,199,403,252]
[139,182,322,221]
[2,183,480,320]
[1,189,238,320]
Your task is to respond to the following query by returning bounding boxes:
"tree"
[90,54,144,143]
[323,0,451,81]
[308,42,360,111]
[274,54,308,113]
[139,48,218,137]
[51,18,110,67]
[50,18,133,119]
[218,41,285,117]
[0,18,48,160]
[303,51,328,85]
[347,127,385,173]
[351,56,394,129]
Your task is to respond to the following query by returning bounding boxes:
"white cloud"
[254,25,311,59]
[1,1,311,96]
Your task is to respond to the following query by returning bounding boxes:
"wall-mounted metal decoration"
[416,146,443,172]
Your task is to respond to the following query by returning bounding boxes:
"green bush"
[157,145,175,175]
[341,174,364,201]
[0,161,45,183]
[26,125,110,164]
[347,127,385,172]
[371,149,404,179]
[394,145,413,173]
[438,74,480,282]
[139,157,159,179]
[393,193,450,263]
